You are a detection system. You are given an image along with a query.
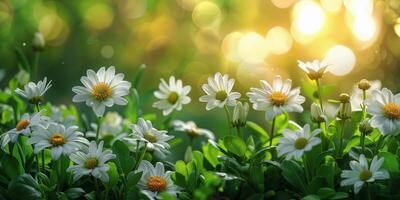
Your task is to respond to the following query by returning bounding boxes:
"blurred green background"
[2,0,400,152]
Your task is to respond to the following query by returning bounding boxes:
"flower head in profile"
[68,141,116,182]
[153,76,191,116]
[247,75,305,120]
[365,88,400,135]
[277,124,321,160]
[15,77,52,104]
[341,154,389,194]
[72,66,131,117]
[310,103,327,123]
[199,72,241,110]
[171,120,215,140]
[28,123,89,160]
[124,118,173,158]
[297,60,329,80]
[136,160,180,199]
[2,110,46,148]
[351,80,381,111]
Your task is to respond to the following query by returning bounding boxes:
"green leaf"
[302,195,320,200]
[8,174,42,200]
[64,188,85,199]
[202,143,219,168]
[281,160,307,193]
[249,164,264,192]
[104,162,119,188]
[379,152,399,172]
[1,154,23,179]
[317,187,335,199]
[317,163,335,188]
[127,171,143,187]
[14,48,30,72]
[132,64,146,89]
[223,135,247,157]
[112,140,135,174]
[246,121,269,142]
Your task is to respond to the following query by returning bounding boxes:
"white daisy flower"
[247,75,305,120]
[72,66,131,117]
[297,60,329,80]
[15,77,52,104]
[351,80,381,111]
[1,110,46,148]
[153,76,191,116]
[67,141,116,182]
[28,123,89,160]
[277,124,321,160]
[341,154,389,194]
[199,72,241,110]
[171,120,215,140]
[48,105,76,127]
[124,118,173,158]
[136,160,180,199]
[232,101,249,128]
[365,88,400,135]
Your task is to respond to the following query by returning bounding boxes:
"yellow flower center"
[92,82,112,101]
[383,102,400,119]
[144,132,157,143]
[16,119,30,131]
[167,92,179,104]
[49,133,66,146]
[294,137,308,150]
[359,170,372,181]
[215,91,227,101]
[85,158,98,169]
[269,91,288,106]
[147,176,167,192]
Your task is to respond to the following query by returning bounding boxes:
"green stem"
[360,131,365,154]
[338,120,345,157]
[16,142,25,169]
[134,142,148,170]
[269,116,276,147]
[374,135,387,155]
[318,122,323,151]
[303,153,311,183]
[224,105,232,135]
[315,79,324,113]
[95,117,102,143]
[93,176,100,199]
[41,151,45,173]
[236,127,242,138]
[360,90,367,154]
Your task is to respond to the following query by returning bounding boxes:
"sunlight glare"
[352,15,376,42]
[265,26,293,55]
[323,45,356,76]
[238,32,268,63]
[292,0,325,35]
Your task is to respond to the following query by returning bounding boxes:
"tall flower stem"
[269,116,277,147]
[134,142,148,170]
[360,90,367,153]
[318,122,323,151]
[16,141,25,168]
[224,105,232,135]
[315,79,324,112]
[338,120,346,157]
[41,151,45,173]
[303,154,311,183]
[95,117,103,143]
[236,127,242,138]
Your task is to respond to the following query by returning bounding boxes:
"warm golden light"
[84,3,114,31]
[265,26,293,55]
[292,0,325,35]
[394,18,400,38]
[352,15,376,42]
[344,0,373,16]
[221,32,243,62]
[323,45,356,76]
[321,0,342,13]
[192,1,221,28]
[39,13,69,46]
[271,0,295,9]
[238,32,268,63]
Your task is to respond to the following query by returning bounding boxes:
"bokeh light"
[352,15,377,42]
[221,32,243,62]
[237,32,268,63]
[192,1,222,28]
[321,0,342,13]
[323,45,356,76]
[38,14,70,46]
[119,0,147,19]
[83,3,114,32]
[270,0,295,9]
[265,26,293,55]
[292,0,325,36]
[394,18,400,38]
[344,0,373,16]
[101,45,114,59]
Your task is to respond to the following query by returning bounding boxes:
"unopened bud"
[336,103,352,120]
[339,93,350,103]
[358,79,371,91]
[232,101,249,128]
[359,118,373,134]
[32,32,45,51]
[310,103,326,123]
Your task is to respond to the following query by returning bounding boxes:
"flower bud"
[232,101,249,128]
[336,103,352,120]
[358,79,371,91]
[32,32,45,51]
[310,103,326,123]
[359,118,373,135]
[339,93,350,103]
